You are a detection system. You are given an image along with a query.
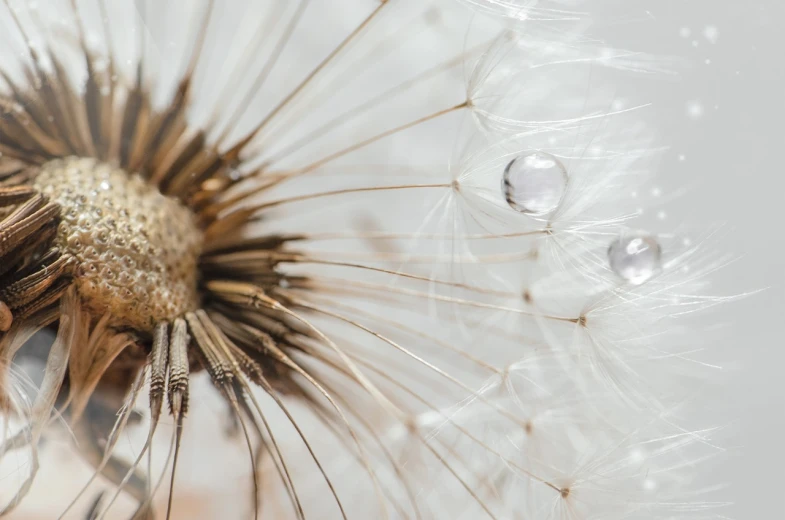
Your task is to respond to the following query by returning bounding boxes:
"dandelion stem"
[235,1,390,150]
[260,45,487,168]
[215,0,312,145]
[246,183,450,213]
[285,101,469,178]
[291,229,548,241]
[289,276,578,323]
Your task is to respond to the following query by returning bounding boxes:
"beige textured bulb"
[33,157,203,331]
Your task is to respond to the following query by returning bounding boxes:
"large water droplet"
[608,234,661,285]
[502,152,567,215]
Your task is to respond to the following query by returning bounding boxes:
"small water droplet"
[628,448,646,463]
[502,152,567,215]
[686,100,704,120]
[704,25,719,44]
[608,233,662,285]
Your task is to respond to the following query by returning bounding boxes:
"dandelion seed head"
[33,157,202,330]
[0,0,733,517]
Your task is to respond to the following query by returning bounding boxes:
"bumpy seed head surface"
[33,157,203,331]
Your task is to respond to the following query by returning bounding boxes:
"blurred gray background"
[647,1,785,517]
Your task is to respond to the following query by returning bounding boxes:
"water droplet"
[686,100,704,120]
[502,152,567,215]
[608,234,661,285]
[704,25,719,44]
[628,448,646,463]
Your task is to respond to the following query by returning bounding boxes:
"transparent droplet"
[608,234,662,285]
[686,100,704,119]
[502,152,567,215]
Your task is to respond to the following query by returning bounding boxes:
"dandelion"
[0,1,727,519]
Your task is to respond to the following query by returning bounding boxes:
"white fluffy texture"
[0,1,729,519]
